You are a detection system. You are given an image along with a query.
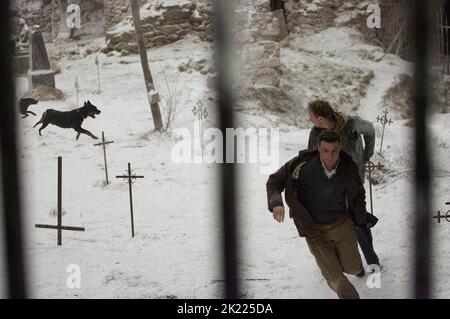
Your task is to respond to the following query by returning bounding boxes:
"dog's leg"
[38,121,50,136]
[77,128,98,139]
[76,132,81,140]
[33,113,45,128]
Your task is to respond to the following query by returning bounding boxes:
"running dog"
[33,100,101,140]
[19,97,39,118]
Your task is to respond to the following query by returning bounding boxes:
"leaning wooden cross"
[116,163,144,238]
[94,131,114,185]
[35,156,85,246]
[376,109,393,154]
[364,161,384,215]
[75,76,79,106]
[95,54,101,93]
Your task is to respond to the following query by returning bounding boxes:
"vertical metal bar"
[75,76,79,106]
[213,0,240,299]
[412,0,435,299]
[57,156,62,246]
[97,57,101,93]
[128,163,135,238]
[445,10,450,74]
[441,7,445,73]
[199,106,204,156]
[0,0,28,298]
[441,5,443,65]
[102,132,109,184]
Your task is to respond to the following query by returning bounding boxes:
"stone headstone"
[28,29,55,89]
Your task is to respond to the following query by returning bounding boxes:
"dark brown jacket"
[266,149,373,238]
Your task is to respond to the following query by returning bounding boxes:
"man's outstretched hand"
[273,206,285,223]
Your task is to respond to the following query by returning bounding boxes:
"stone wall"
[104,0,214,53]
[233,2,293,117]
[359,0,412,61]
[11,0,106,39]
[233,0,381,124]
[104,0,148,30]
[282,0,367,36]
[10,0,52,36]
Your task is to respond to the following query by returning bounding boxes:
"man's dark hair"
[308,99,334,121]
[318,130,341,145]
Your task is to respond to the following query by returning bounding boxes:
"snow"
[29,69,55,75]
[5,23,450,299]
[286,27,413,120]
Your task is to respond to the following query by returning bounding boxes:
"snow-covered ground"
[6,26,450,298]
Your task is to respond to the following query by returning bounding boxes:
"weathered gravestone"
[28,29,55,90]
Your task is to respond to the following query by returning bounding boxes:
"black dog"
[33,100,101,140]
[19,97,39,118]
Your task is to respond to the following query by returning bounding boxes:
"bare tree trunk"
[129,0,163,131]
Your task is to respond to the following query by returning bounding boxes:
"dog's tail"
[33,111,46,127]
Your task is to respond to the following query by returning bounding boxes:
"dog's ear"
[84,101,87,106]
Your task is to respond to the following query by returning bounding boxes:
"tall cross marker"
[364,161,384,215]
[192,100,208,155]
[116,163,144,238]
[376,109,393,154]
[94,131,114,185]
[35,156,85,245]
[75,76,79,106]
[433,202,450,223]
[95,54,101,93]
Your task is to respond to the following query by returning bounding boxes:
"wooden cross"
[192,100,208,155]
[432,210,450,223]
[93,131,114,185]
[35,156,85,245]
[95,54,101,93]
[433,202,450,223]
[75,76,79,106]
[115,163,144,238]
[376,109,393,154]
[364,161,384,215]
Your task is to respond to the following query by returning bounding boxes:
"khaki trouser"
[305,215,363,299]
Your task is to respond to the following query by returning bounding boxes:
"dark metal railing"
[412,0,436,299]
[0,0,28,299]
